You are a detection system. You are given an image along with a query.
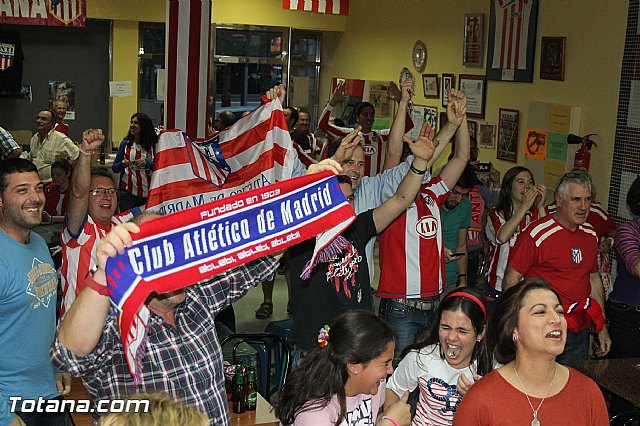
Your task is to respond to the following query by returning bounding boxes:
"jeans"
[378,298,437,364]
[556,329,589,366]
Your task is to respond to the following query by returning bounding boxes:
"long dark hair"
[126,112,157,151]
[495,166,534,222]
[400,287,492,376]
[275,311,394,426]
[489,278,561,364]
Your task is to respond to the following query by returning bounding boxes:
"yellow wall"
[320,0,626,206]
[110,20,139,145]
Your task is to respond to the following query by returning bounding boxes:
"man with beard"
[0,159,72,426]
[59,129,141,317]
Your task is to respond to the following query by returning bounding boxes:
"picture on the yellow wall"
[422,74,439,99]
[478,122,496,149]
[524,128,548,160]
[463,13,484,67]
[497,108,519,163]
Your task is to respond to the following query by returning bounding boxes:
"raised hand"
[265,84,286,105]
[307,158,343,175]
[329,81,345,106]
[403,123,438,163]
[95,222,140,272]
[400,78,414,104]
[533,184,547,208]
[332,126,363,163]
[521,186,539,210]
[82,128,105,152]
[446,88,468,127]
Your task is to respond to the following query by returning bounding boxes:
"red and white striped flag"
[146,99,296,214]
[283,0,349,15]
[165,0,211,138]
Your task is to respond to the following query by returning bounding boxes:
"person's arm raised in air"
[372,124,438,233]
[58,221,139,356]
[439,95,470,189]
[427,89,468,169]
[318,81,352,139]
[67,129,104,235]
[382,78,414,171]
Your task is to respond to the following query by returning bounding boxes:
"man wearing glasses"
[503,171,611,364]
[59,129,142,317]
[27,109,79,182]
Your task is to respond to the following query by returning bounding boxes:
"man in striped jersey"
[377,89,470,360]
[504,171,611,364]
[59,129,142,318]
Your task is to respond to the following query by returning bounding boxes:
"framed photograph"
[467,120,478,140]
[486,0,539,82]
[422,74,439,99]
[463,14,484,67]
[439,111,448,130]
[458,74,486,119]
[540,37,566,81]
[478,122,496,149]
[497,109,520,163]
[441,73,455,107]
[424,106,438,131]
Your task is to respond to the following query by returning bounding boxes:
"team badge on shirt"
[571,248,582,264]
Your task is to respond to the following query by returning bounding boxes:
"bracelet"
[84,266,111,296]
[409,162,427,175]
[79,147,95,156]
[381,416,401,426]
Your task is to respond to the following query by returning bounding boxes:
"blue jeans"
[556,329,589,366]
[378,298,437,364]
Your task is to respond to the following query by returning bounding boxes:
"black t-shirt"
[289,210,377,351]
[290,131,311,152]
[0,30,24,97]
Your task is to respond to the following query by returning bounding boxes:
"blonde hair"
[98,392,208,426]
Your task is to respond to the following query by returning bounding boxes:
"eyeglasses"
[89,187,116,196]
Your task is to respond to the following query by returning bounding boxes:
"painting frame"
[422,74,439,99]
[478,122,496,149]
[467,120,478,141]
[486,0,539,82]
[458,74,486,119]
[497,108,519,163]
[540,36,566,81]
[463,13,484,67]
[441,73,455,107]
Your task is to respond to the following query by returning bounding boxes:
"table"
[229,393,279,426]
[572,357,640,407]
[33,222,63,246]
[67,377,94,426]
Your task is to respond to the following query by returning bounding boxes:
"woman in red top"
[43,158,71,222]
[454,279,608,426]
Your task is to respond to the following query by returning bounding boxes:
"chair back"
[220,332,291,403]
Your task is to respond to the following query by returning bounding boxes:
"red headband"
[443,291,487,323]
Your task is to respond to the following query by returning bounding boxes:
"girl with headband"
[275,310,411,426]
[385,287,493,425]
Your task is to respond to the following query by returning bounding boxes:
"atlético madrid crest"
[48,0,83,25]
[0,43,15,71]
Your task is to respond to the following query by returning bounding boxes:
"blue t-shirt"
[0,230,59,424]
[441,198,472,285]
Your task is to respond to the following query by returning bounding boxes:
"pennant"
[105,172,355,380]
[146,99,295,215]
[282,0,349,15]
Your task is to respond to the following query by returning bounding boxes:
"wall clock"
[413,40,427,73]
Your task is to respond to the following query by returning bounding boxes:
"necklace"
[513,363,557,426]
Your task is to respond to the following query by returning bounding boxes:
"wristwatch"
[85,265,111,296]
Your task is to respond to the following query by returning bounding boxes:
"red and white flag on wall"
[283,0,349,15]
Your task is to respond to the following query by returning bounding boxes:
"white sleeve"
[386,350,421,397]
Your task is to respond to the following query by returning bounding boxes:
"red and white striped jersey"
[60,211,135,317]
[490,0,535,71]
[318,103,413,177]
[485,207,538,292]
[467,186,485,252]
[120,144,153,198]
[282,0,350,15]
[378,177,450,299]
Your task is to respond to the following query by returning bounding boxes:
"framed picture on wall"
[422,74,439,98]
[463,13,484,67]
[497,109,519,163]
[424,106,438,131]
[540,37,566,81]
[486,0,539,82]
[439,111,448,130]
[467,120,478,140]
[458,74,486,118]
[478,121,496,149]
[442,73,455,107]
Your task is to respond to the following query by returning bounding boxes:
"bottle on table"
[99,147,106,165]
[232,364,246,414]
[245,365,257,411]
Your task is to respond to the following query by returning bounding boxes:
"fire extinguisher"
[567,134,597,171]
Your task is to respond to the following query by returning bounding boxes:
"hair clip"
[317,324,331,348]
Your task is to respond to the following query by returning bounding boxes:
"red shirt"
[508,215,598,304]
[44,182,69,216]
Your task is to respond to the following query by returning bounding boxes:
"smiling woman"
[454,279,609,426]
